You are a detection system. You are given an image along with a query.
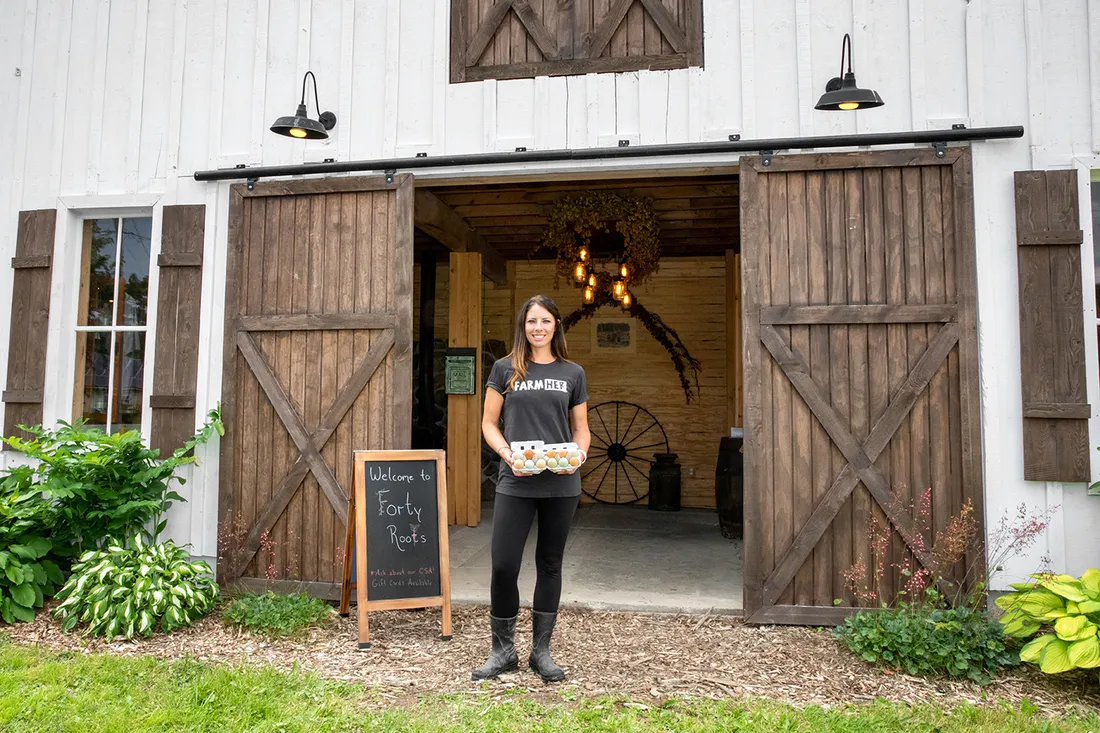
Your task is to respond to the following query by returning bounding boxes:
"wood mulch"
[8,603,1100,714]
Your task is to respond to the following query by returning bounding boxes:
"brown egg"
[513,457,525,470]
[546,449,558,459]
[568,456,580,467]
[524,449,534,460]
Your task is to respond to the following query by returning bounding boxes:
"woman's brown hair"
[507,295,570,391]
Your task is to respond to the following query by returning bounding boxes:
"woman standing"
[473,295,590,683]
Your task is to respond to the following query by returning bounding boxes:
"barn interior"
[409,172,744,613]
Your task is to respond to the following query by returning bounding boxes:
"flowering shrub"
[834,492,1054,682]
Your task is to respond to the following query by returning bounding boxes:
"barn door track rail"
[194,125,1023,185]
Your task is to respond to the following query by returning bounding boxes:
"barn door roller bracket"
[760,150,775,166]
[385,168,396,185]
[246,177,258,191]
[931,141,948,158]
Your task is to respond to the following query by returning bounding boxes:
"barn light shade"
[815,34,883,111]
[573,262,587,283]
[271,70,337,140]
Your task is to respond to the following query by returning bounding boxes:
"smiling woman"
[473,294,591,683]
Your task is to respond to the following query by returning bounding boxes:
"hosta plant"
[997,569,1100,675]
[53,534,218,640]
[0,487,64,623]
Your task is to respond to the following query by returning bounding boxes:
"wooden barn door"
[740,149,983,625]
[219,176,414,597]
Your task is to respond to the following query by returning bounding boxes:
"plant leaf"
[1017,590,1066,618]
[1000,610,1043,638]
[1039,576,1089,603]
[1020,634,1057,663]
[9,582,35,608]
[1068,636,1100,669]
[1081,569,1100,594]
[1039,638,1074,674]
[1055,615,1098,642]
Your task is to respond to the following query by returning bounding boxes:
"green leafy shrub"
[835,602,1015,683]
[52,534,218,640]
[997,569,1100,675]
[0,487,64,623]
[223,592,332,637]
[1,408,222,558]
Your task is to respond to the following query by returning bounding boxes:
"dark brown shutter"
[149,205,205,457]
[2,210,57,446]
[451,0,703,83]
[1014,170,1091,482]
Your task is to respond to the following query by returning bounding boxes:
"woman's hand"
[497,445,528,477]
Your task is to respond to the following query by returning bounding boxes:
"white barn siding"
[0,0,1098,582]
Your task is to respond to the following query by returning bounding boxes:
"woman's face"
[525,303,556,349]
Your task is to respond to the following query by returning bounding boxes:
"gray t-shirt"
[486,356,588,498]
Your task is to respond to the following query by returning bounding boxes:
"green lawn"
[0,639,1095,732]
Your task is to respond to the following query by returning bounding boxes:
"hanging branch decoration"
[562,293,702,404]
[538,191,702,404]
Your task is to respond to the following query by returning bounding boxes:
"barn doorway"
[415,173,745,614]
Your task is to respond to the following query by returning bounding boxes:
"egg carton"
[509,440,582,475]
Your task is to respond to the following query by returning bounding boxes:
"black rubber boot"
[528,610,565,682]
[471,614,518,681]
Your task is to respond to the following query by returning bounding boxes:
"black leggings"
[490,493,579,618]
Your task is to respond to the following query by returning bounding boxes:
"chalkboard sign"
[339,450,452,649]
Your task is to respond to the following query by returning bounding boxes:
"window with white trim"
[73,217,152,434]
[1094,171,1100,383]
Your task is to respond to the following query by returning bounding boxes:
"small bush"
[835,603,1015,683]
[998,569,1100,675]
[223,592,332,637]
[52,534,218,640]
[0,487,64,623]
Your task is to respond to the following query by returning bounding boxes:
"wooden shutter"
[1014,170,1091,482]
[451,0,703,83]
[3,210,56,446]
[149,205,205,457]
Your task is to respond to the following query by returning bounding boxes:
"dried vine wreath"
[535,190,661,289]
[535,190,702,404]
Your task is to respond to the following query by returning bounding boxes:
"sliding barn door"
[740,149,983,625]
[219,176,414,597]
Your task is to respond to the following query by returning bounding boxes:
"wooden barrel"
[714,437,744,539]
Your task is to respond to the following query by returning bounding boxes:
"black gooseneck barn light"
[815,33,884,111]
[271,70,337,140]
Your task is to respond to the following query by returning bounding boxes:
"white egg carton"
[508,440,582,475]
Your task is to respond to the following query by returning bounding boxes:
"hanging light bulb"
[583,285,595,304]
[587,272,597,288]
[619,262,630,279]
[578,245,590,262]
[612,278,626,301]
[621,290,633,310]
[573,261,587,283]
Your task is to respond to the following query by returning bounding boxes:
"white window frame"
[41,196,163,445]
[1074,158,1100,492]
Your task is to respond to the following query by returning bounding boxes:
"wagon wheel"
[581,401,670,504]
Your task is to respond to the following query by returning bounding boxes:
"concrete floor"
[448,502,743,615]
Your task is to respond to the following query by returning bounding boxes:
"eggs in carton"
[508,440,581,475]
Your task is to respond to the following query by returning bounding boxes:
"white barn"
[1,0,1098,624]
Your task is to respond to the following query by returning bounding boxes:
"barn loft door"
[740,149,984,625]
[219,176,414,597]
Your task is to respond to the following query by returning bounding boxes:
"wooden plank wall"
[487,256,727,508]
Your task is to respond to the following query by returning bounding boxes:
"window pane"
[117,218,152,326]
[113,331,146,434]
[85,219,118,327]
[80,331,112,430]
